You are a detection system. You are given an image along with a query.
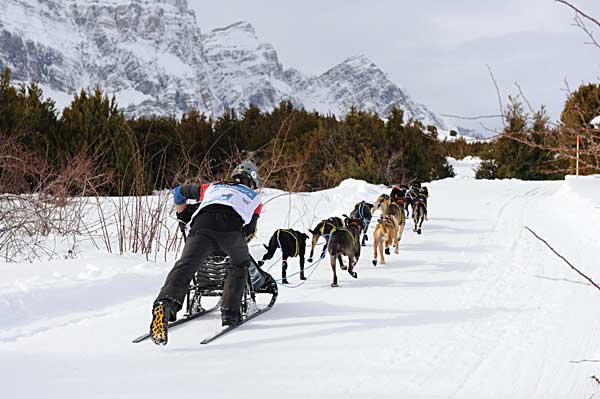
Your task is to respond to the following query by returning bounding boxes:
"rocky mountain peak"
[0,0,459,134]
[209,21,257,38]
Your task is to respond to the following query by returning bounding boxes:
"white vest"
[197,183,261,225]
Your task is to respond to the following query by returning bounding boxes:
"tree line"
[475,84,600,180]
[2,65,597,197]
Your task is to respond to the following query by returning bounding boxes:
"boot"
[150,300,173,345]
[221,307,242,326]
[221,263,248,326]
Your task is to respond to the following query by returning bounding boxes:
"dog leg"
[307,233,320,263]
[299,255,306,280]
[282,259,289,284]
[319,237,329,260]
[398,221,405,242]
[372,231,379,266]
[385,235,393,258]
[330,256,338,287]
[348,257,358,279]
[372,233,378,266]
[338,255,347,270]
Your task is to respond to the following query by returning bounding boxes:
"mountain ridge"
[0,1,461,135]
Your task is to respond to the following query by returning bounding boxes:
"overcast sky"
[190,0,600,133]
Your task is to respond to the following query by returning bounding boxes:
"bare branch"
[487,65,506,128]
[556,0,600,48]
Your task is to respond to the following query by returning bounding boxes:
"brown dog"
[372,216,399,266]
[379,199,406,243]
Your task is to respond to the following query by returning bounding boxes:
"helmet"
[231,160,259,188]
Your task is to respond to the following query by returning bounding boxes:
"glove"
[176,214,187,235]
[176,203,200,234]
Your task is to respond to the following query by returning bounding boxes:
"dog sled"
[133,253,278,344]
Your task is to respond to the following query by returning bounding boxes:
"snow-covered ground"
[2,168,600,398]
[448,156,482,179]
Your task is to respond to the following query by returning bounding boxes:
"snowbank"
[552,175,600,245]
[562,175,600,208]
[447,156,481,179]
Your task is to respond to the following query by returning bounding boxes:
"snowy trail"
[2,178,600,398]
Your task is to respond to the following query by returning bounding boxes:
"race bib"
[197,183,261,224]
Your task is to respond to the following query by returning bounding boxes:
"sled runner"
[132,254,278,344]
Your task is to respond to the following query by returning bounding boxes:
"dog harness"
[354,201,371,228]
[330,219,361,243]
[276,229,299,257]
[319,220,339,235]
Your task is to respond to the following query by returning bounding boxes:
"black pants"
[155,211,250,319]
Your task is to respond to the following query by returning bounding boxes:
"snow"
[40,84,74,110]
[118,42,197,77]
[2,176,600,398]
[447,156,482,178]
[591,115,600,127]
[1,0,80,59]
[113,88,156,107]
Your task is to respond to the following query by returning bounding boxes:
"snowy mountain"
[0,0,457,132]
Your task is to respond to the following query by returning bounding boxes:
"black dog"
[349,201,374,246]
[307,216,343,262]
[259,229,308,284]
[328,217,364,287]
[391,185,410,217]
[412,197,428,234]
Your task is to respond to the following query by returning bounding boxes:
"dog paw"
[282,279,289,285]
[350,272,358,279]
[384,248,390,255]
[331,282,339,288]
[257,260,265,267]
[372,260,377,266]
[417,230,422,235]
[300,276,307,280]
[307,258,313,263]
